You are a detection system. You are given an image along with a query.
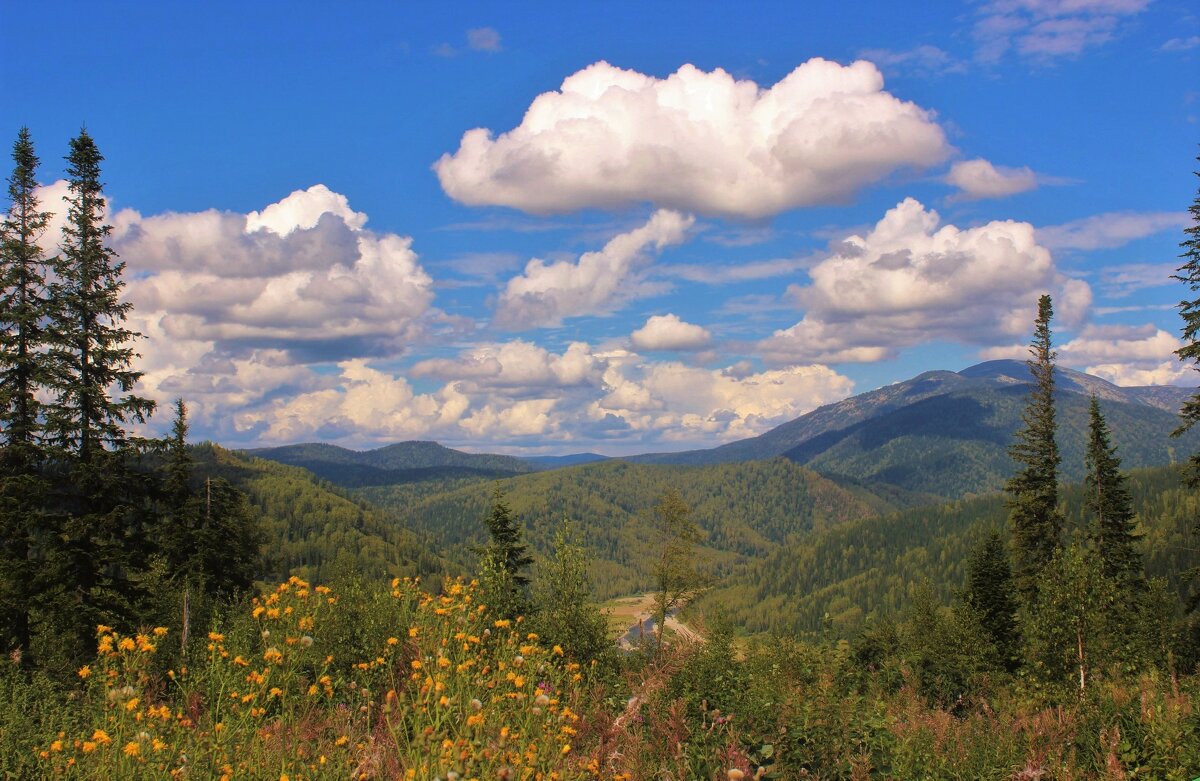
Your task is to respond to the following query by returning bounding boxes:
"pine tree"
[1006,294,1063,603]
[1084,396,1142,589]
[44,129,154,459]
[1173,154,1200,485]
[0,128,53,659]
[963,530,1019,671]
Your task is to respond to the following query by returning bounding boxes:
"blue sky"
[3,0,1198,454]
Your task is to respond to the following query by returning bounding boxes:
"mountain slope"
[363,458,889,600]
[192,444,452,582]
[696,464,1200,637]
[629,361,1198,498]
[246,440,534,487]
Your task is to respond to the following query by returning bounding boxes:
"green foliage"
[530,519,613,667]
[1007,293,1064,603]
[650,489,707,651]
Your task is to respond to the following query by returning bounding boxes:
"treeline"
[0,129,260,673]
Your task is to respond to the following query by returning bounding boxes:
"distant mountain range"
[247,360,1198,500]
[627,360,1199,498]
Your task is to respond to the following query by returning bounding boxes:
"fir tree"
[0,127,53,659]
[1006,294,1063,603]
[44,129,154,458]
[480,487,533,617]
[1173,154,1200,486]
[1084,396,1142,590]
[36,131,156,665]
[963,530,1019,671]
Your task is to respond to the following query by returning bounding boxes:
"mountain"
[696,464,1200,638]
[245,440,534,487]
[628,360,1199,498]
[363,458,891,600]
[192,444,453,582]
[519,452,609,469]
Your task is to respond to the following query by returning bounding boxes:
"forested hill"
[191,444,453,583]
[696,463,1200,638]
[245,440,535,487]
[626,360,1198,498]
[359,458,891,600]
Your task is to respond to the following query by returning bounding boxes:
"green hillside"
[697,464,1200,637]
[246,440,533,487]
[363,458,889,599]
[191,444,453,583]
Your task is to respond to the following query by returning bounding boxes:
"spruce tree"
[0,128,53,659]
[37,130,156,664]
[1173,154,1200,485]
[1084,396,1142,589]
[1006,294,1063,603]
[964,530,1019,671]
[480,487,533,618]
[44,129,154,458]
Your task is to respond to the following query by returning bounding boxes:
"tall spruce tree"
[1084,396,1142,590]
[44,129,154,458]
[37,130,156,664]
[479,487,533,618]
[0,128,53,659]
[1006,294,1063,603]
[1174,155,1200,485]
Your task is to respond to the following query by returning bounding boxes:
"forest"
[2,128,1200,779]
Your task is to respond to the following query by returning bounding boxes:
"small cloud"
[974,0,1150,63]
[630,314,712,351]
[467,27,503,53]
[945,158,1038,201]
[859,45,966,77]
[432,42,458,58]
[1037,211,1188,251]
[1162,36,1200,52]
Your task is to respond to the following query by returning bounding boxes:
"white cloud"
[1162,36,1200,52]
[466,27,502,53]
[758,197,1089,364]
[435,59,950,219]
[593,354,854,442]
[245,184,367,236]
[974,0,1150,62]
[493,209,692,329]
[1058,324,1191,386]
[1086,362,1192,386]
[238,340,855,449]
[945,158,1038,200]
[858,45,966,77]
[1037,211,1188,251]
[630,314,712,351]
[1096,262,1178,297]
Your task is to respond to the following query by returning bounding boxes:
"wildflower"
[552,645,564,656]
[77,665,91,679]
[336,736,349,747]
[152,739,167,752]
[300,635,314,648]
[118,637,136,652]
[153,626,169,637]
[96,624,112,635]
[208,632,225,643]
[92,729,112,746]
[387,637,399,646]
[263,647,283,664]
[50,740,63,752]
[411,659,423,670]
[535,694,550,707]
[125,697,140,712]
[561,744,571,755]
[727,771,745,781]
[470,698,482,711]
[123,741,140,757]
[81,741,97,754]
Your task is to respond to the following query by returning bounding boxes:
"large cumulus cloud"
[759,197,1092,364]
[435,59,950,219]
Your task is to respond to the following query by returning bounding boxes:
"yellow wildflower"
[77,665,91,679]
[123,741,140,757]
